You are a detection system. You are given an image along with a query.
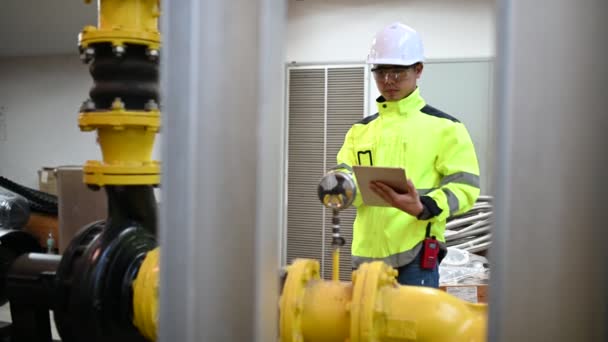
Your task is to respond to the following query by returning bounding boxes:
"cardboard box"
[56,166,107,253]
[38,167,58,195]
[440,284,488,304]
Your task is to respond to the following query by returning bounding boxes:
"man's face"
[372,63,423,101]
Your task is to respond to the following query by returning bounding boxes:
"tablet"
[352,166,408,207]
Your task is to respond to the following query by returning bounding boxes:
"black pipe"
[0,229,43,305]
[54,218,156,342]
[6,253,61,342]
[52,185,158,342]
[104,185,157,238]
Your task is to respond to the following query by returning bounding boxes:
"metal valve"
[317,169,357,280]
[317,170,357,211]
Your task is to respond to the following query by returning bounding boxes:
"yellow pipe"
[79,1,162,186]
[132,247,160,341]
[375,286,487,341]
[280,259,488,342]
[81,0,161,49]
[332,247,340,281]
[97,126,156,165]
[301,280,351,342]
[132,255,487,342]
[78,109,161,186]
[98,0,160,33]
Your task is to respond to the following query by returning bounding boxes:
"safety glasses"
[371,65,414,82]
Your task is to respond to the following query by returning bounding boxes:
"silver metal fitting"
[146,48,159,61]
[113,45,126,57]
[144,99,159,111]
[80,47,95,64]
[317,170,357,210]
[111,97,125,110]
[80,99,96,112]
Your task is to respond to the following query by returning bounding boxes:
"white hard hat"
[367,22,425,66]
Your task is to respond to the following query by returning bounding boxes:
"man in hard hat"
[335,22,480,287]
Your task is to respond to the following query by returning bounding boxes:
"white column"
[158,1,286,340]
[491,0,608,340]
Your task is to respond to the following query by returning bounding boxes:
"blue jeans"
[396,249,439,288]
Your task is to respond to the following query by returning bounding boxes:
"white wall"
[0,55,96,188]
[287,0,496,193]
[287,0,495,63]
[0,0,493,189]
[0,55,162,189]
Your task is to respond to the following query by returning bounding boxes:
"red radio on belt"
[421,223,439,270]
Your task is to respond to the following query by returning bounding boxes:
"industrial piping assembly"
[0,1,487,341]
[0,1,160,341]
[55,0,162,340]
[280,260,487,342]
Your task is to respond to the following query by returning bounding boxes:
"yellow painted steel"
[352,262,487,341]
[280,259,487,342]
[132,247,160,342]
[78,1,162,186]
[332,248,340,281]
[300,280,351,342]
[80,0,161,49]
[279,259,319,342]
[97,127,155,162]
[79,111,160,131]
[79,101,160,186]
[82,161,160,186]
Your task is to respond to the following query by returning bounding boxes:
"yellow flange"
[83,161,160,186]
[79,26,161,50]
[79,111,160,132]
[280,259,488,342]
[132,247,159,342]
[80,0,161,49]
[350,262,399,341]
[79,106,160,186]
[279,259,320,342]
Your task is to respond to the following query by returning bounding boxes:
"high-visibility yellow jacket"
[336,87,480,268]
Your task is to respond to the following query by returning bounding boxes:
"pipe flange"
[79,110,160,132]
[79,27,161,51]
[350,261,398,342]
[279,259,320,342]
[83,161,161,186]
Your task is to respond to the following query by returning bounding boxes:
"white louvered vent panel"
[286,66,366,281]
[286,68,326,268]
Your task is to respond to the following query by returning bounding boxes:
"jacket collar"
[376,87,426,117]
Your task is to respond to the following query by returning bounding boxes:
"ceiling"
[0,0,96,56]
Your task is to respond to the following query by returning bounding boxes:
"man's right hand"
[369,179,424,217]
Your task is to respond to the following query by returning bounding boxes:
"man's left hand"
[370,179,423,217]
